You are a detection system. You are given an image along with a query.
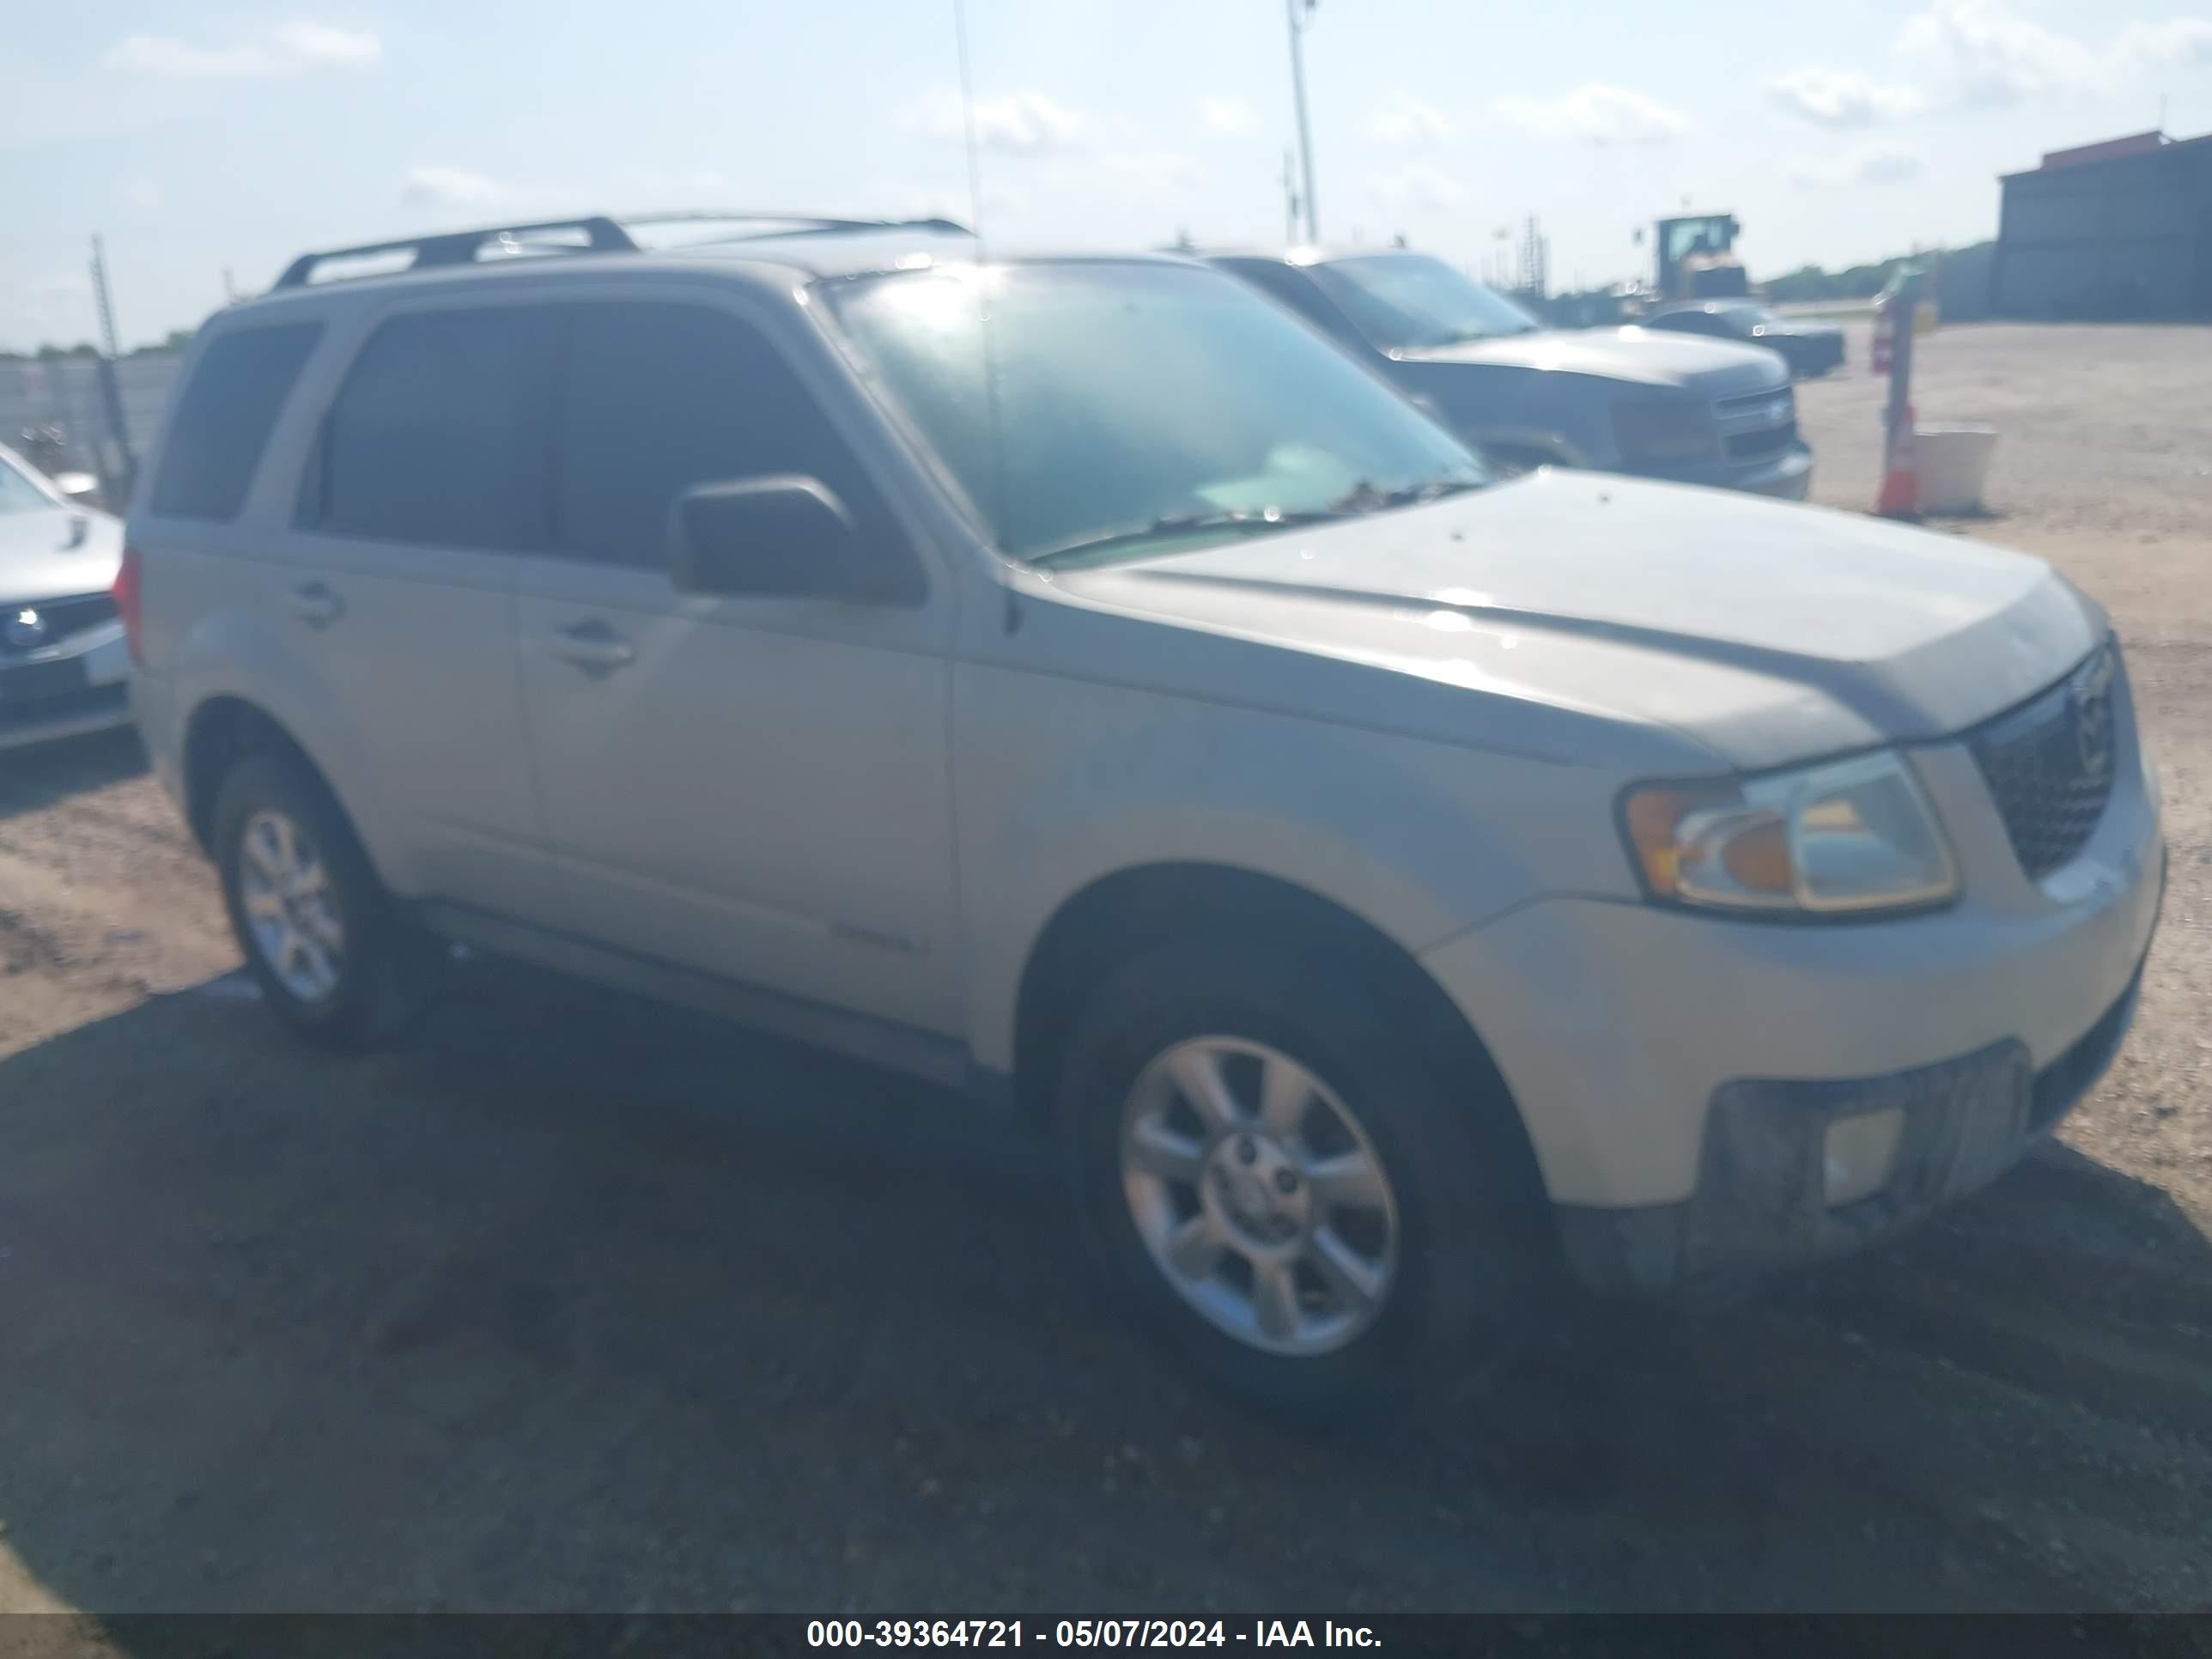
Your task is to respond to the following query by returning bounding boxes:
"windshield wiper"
[1326,476,1485,514]
[1026,479,1483,569]
[1025,507,1353,568]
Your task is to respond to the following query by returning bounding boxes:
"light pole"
[1285,0,1318,242]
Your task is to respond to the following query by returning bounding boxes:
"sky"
[5,0,2210,350]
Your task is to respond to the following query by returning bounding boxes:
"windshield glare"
[828,263,1485,562]
[1309,254,1544,351]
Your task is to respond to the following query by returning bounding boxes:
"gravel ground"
[0,322,2208,1616]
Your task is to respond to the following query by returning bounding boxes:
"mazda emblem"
[2073,650,2115,780]
[3,607,45,651]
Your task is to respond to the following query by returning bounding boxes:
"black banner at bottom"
[3,1615,2209,1659]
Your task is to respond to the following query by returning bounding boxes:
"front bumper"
[1632,442,1813,501]
[1556,917,2155,1297]
[1420,708,2165,1293]
[0,625,134,752]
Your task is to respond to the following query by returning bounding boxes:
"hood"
[1042,471,2098,771]
[1400,327,1784,396]
[0,505,125,605]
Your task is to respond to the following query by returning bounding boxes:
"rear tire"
[1058,940,1544,1423]
[211,751,435,1051]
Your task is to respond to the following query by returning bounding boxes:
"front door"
[510,295,960,1036]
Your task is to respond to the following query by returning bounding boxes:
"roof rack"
[273,217,635,289]
[272,210,974,289]
[619,210,973,243]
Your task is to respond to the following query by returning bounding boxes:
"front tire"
[212,751,431,1050]
[1059,941,1541,1420]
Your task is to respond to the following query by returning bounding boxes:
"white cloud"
[1894,0,2102,105]
[1495,84,1688,145]
[1790,144,1929,188]
[267,21,382,68]
[1369,94,1455,148]
[1775,5,2212,125]
[1200,96,1261,136]
[1893,0,2212,106]
[1097,150,1199,187]
[901,88,1087,156]
[1766,68,1926,128]
[105,20,382,78]
[401,165,513,208]
[1370,165,1469,211]
[2112,16,2212,76]
[623,164,732,201]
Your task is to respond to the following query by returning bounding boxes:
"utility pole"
[1285,0,1319,241]
[1281,149,1300,244]
[88,235,138,506]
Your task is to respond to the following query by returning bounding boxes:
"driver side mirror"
[668,476,882,602]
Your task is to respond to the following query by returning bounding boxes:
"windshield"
[0,453,58,514]
[827,262,1485,564]
[1307,254,1544,351]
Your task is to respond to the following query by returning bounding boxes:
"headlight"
[1622,750,1958,917]
[1610,400,1717,466]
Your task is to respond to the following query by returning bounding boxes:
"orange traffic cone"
[1876,401,1918,519]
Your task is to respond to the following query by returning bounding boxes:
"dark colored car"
[1642,300,1846,380]
[1207,248,1811,499]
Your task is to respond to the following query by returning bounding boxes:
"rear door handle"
[289,581,345,629]
[553,618,635,675]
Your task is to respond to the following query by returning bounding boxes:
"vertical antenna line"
[953,0,987,253]
[951,0,1011,556]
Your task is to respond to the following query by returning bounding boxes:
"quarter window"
[149,322,322,522]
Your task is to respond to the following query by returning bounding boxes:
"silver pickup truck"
[1207,247,1812,499]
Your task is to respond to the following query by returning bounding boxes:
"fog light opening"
[1823,1108,1905,1207]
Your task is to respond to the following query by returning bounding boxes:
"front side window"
[551,301,898,574]
[827,262,1484,566]
[308,307,552,550]
[1306,255,1544,352]
[149,321,323,522]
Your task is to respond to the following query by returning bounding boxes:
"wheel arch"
[1008,861,1549,1207]
[183,695,360,867]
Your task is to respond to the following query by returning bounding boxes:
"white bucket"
[1913,424,1998,514]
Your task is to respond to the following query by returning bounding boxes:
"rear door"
[269,301,554,911]
[507,291,961,1035]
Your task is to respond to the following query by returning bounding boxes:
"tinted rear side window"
[149,322,322,521]
[552,301,904,580]
[308,307,554,550]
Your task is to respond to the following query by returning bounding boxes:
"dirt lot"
[2,323,2209,1616]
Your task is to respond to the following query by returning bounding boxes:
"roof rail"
[273,216,636,289]
[617,210,972,242]
[271,210,975,290]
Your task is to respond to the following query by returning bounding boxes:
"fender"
[173,599,417,893]
[951,671,1587,1075]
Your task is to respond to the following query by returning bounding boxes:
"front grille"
[1715,386,1796,420]
[0,656,90,705]
[1969,644,2123,881]
[0,592,119,660]
[1726,421,1799,461]
[0,678,125,735]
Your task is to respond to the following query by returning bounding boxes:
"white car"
[124,216,2164,1415]
[0,441,132,751]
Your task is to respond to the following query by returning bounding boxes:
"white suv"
[123,216,2165,1413]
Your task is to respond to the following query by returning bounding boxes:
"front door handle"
[553,618,635,675]
[289,580,345,629]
